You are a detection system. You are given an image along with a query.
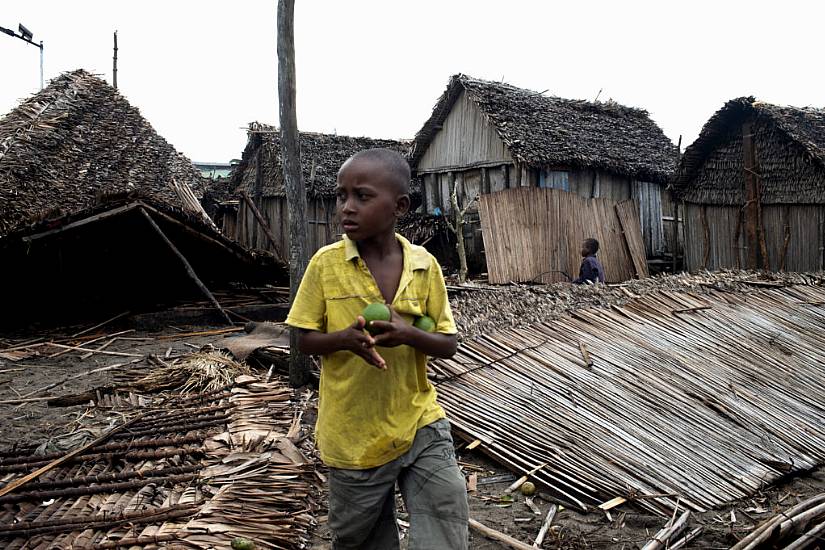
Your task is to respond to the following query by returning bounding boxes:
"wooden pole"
[112,31,118,89]
[139,208,233,325]
[743,122,760,269]
[672,135,682,273]
[469,518,535,550]
[277,0,311,386]
[240,190,286,263]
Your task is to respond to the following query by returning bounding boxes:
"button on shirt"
[286,234,457,469]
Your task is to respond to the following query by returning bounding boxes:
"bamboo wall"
[478,187,648,284]
[235,197,340,257]
[683,203,825,272]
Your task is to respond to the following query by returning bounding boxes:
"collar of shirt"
[342,233,431,301]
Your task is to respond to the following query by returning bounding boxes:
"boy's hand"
[341,316,386,369]
[371,306,413,348]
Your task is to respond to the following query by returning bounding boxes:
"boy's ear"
[394,194,410,217]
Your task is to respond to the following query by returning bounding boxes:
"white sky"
[2,1,823,163]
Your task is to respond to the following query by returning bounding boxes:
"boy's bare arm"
[370,307,458,359]
[297,319,387,369]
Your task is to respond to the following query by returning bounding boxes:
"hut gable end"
[673,97,825,205]
[417,90,512,172]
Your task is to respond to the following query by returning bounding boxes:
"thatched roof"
[672,97,825,205]
[0,69,206,237]
[410,74,677,183]
[231,123,411,199]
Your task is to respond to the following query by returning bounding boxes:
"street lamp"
[0,22,44,89]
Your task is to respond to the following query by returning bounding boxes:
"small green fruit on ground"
[520,481,537,496]
[231,537,255,550]
[362,303,391,334]
[413,315,436,332]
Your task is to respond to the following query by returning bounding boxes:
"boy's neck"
[355,230,400,259]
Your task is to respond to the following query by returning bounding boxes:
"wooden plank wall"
[684,204,824,272]
[632,180,665,257]
[478,187,647,284]
[235,197,340,256]
[417,91,513,172]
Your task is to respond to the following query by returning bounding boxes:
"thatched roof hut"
[671,97,825,272]
[672,97,825,205]
[411,74,677,184]
[231,122,410,199]
[409,74,677,270]
[0,69,206,237]
[227,123,411,256]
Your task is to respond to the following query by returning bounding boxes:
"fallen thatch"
[410,74,677,183]
[671,96,825,205]
[231,123,411,199]
[435,273,825,516]
[0,69,207,237]
[0,368,319,549]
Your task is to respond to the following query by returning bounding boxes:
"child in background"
[573,238,605,284]
[286,149,468,549]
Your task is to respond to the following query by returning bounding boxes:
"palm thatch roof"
[410,74,677,183]
[231,123,411,199]
[671,97,825,205]
[0,69,206,237]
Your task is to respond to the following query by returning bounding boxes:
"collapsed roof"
[0,69,207,237]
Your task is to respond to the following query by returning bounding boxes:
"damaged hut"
[229,124,410,257]
[671,97,825,272]
[0,70,279,327]
[409,74,678,269]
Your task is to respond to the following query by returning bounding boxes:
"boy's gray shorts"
[328,418,469,550]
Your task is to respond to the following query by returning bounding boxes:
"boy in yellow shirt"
[286,149,468,549]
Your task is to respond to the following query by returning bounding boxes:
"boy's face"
[581,242,590,257]
[335,158,409,241]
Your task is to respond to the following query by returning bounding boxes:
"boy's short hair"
[584,238,600,254]
[344,148,411,195]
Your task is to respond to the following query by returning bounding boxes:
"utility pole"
[1,23,43,89]
[112,31,118,89]
[277,0,311,386]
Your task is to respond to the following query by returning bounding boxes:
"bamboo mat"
[0,376,318,549]
[432,283,825,515]
[478,187,648,284]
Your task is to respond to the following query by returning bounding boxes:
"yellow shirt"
[286,234,457,469]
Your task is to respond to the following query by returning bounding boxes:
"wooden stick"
[0,396,54,405]
[156,327,244,340]
[668,527,703,550]
[533,504,557,547]
[17,359,141,400]
[506,462,549,493]
[70,311,130,338]
[578,341,593,368]
[45,343,141,358]
[139,208,233,326]
[0,411,149,498]
[469,518,535,550]
[240,190,286,263]
[672,306,712,314]
[641,510,690,550]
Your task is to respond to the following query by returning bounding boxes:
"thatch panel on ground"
[432,282,825,515]
[478,188,645,284]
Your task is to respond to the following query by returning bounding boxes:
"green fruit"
[231,537,255,550]
[413,315,436,332]
[362,303,391,334]
[520,481,537,496]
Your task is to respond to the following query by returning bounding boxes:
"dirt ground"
[3,322,825,549]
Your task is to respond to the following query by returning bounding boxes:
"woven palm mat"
[0,372,320,549]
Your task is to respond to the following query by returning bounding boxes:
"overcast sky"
[2,1,823,163]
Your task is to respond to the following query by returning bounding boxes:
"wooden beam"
[743,122,760,269]
[139,208,233,326]
[240,191,286,263]
[22,203,140,243]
